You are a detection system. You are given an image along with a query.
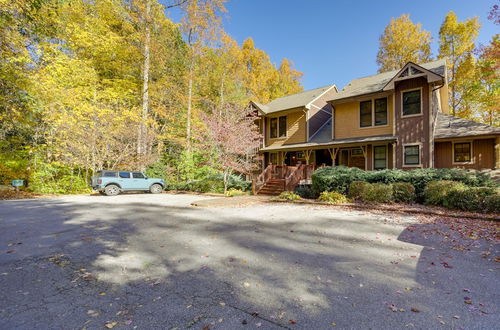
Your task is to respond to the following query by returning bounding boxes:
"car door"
[131,172,147,190]
[118,171,132,190]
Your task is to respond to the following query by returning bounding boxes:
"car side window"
[132,172,145,179]
[119,172,130,178]
[103,171,117,177]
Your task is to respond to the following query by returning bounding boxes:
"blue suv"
[91,171,165,196]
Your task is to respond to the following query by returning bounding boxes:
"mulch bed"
[268,198,500,221]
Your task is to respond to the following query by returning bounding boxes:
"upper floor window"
[360,101,372,127]
[402,89,421,116]
[270,116,287,138]
[374,98,387,125]
[404,145,420,166]
[454,142,471,163]
[360,97,387,127]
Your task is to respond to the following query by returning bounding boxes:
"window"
[360,100,372,127]
[270,118,278,138]
[373,146,387,170]
[278,116,287,137]
[404,145,420,165]
[374,98,387,126]
[454,142,471,163]
[102,171,117,177]
[269,116,287,138]
[351,148,363,157]
[119,171,130,178]
[402,89,421,116]
[132,172,145,179]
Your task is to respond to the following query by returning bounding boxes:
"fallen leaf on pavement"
[411,307,420,313]
[289,320,297,324]
[105,321,117,328]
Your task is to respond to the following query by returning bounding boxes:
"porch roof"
[434,112,500,140]
[260,134,396,152]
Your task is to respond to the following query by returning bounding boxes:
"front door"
[340,150,349,166]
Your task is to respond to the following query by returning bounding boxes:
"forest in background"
[0,0,302,193]
[1,0,498,194]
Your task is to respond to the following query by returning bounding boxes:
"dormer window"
[402,89,422,116]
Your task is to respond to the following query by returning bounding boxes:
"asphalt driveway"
[0,194,498,329]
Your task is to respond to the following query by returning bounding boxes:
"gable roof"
[253,84,337,114]
[435,112,500,139]
[330,59,446,102]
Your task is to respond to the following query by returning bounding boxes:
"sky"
[165,0,498,91]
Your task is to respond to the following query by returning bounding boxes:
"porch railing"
[252,163,319,194]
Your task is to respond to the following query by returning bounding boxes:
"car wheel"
[150,183,163,194]
[104,184,120,196]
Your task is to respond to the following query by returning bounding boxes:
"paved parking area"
[0,193,498,329]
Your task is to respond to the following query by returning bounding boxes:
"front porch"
[263,143,394,171]
[254,140,395,195]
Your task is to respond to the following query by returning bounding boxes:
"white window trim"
[358,96,389,129]
[372,144,389,170]
[401,87,423,118]
[452,140,474,165]
[402,143,422,167]
[268,115,288,140]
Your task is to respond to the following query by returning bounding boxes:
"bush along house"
[251,59,500,195]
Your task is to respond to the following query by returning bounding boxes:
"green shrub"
[294,185,316,199]
[362,183,393,203]
[445,186,498,212]
[424,181,465,206]
[392,182,416,203]
[348,181,370,200]
[225,188,247,197]
[484,194,500,213]
[312,166,368,195]
[311,166,496,203]
[277,191,302,201]
[318,191,350,204]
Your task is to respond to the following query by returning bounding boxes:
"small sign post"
[12,180,24,197]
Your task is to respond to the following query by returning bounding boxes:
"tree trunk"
[186,58,194,153]
[223,170,228,194]
[138,0,151,156]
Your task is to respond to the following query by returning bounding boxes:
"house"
[251,59,500,195]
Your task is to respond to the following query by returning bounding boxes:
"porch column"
[304,150,312,165]
[392,142,397,169]
[360,145,368,170]
[496,136,500,169]
[328,147,339,166]
[279,151,287,165]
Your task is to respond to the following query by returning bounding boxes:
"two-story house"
[252,59,500,195]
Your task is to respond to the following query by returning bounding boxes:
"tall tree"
[376,14,432,73]
[438,11,480,117]
[180,0,227,152]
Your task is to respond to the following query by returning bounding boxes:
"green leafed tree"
[376,14,432,73]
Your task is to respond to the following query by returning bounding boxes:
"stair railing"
[284,164,306,191]
[252,164,274,195]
